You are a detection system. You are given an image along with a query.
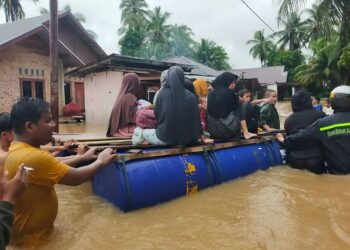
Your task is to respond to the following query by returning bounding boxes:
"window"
[20,79,45,100]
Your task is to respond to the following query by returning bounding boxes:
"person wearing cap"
[277,86,350,174]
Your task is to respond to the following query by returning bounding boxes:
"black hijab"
[155,66,202,145]
[207,72,239,119]
[291,89,313,112]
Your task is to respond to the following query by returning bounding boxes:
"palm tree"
[146,6,171,45]
[247,30,275,66]
[277,0,350,48]
[193,38,231,70]
[0,0,38,22]
[168,24,196,57]
[295,38,341,87]
[274,11,307,50]
[304,3,335,44]
[119,0,148,29]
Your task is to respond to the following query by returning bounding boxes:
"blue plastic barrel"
[209,141,283,184]
[92,141,282,211]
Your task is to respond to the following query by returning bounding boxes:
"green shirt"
[259,103,280,129]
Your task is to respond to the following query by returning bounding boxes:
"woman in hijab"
[207,72,241,140]
[152,70,168,106]
[132,66,202,146]
[282,89,326,173]
[106,73,141,137]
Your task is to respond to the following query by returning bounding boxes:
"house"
[164,56,220,81]
[0,11,106,113]
[66,54,196,126]
[232,66,296,100]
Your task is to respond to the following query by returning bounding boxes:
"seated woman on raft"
[107,73,142,137]
[132,66,210,146]
[207,72,242,140]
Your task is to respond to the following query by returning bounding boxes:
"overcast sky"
[0,0,314,68]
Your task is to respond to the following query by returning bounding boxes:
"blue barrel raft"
[92,140,283,211]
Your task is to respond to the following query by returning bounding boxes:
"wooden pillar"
[50,0,59,132]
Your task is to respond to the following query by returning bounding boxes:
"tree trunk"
[50,0,59,132]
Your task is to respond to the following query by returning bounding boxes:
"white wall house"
[84,71,124,126]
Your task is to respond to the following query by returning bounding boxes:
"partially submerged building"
[66,54,195,126]
[0,11,106,113]
[232,66,296,100]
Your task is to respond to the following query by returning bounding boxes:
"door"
[75,82,85,111]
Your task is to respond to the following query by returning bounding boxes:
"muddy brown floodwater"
[10,102,350,250]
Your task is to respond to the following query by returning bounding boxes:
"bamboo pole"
[50,0,59,132]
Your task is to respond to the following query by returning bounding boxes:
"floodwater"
[10,102,350,250]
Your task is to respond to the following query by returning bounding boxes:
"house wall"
[0,45,51,112]
[0,44,67,114]
[84,71,124,126]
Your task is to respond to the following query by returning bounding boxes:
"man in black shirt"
[283,89,326,173]
[277,86,350,174]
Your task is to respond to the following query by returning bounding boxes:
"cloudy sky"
[0,0,313,68]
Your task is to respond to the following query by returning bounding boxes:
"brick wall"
[0,45,51,112]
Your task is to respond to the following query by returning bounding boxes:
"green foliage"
[118,2,231,69]
[267,49,305,82]
[168,24,196,57]
[304,3,335,44]
[193,39,231,70]
[277,0,350,48]
[119,28,145,57]
[119,0,148,29]
[247,30,275,66]
[274,11,307,50]
[295,38,343,88]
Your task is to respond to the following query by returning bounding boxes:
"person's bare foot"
[244,133,258,140]
[140,140,150,145]
[203,138,214,144]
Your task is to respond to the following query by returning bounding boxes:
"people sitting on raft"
[107,73,142,137]
[281,89,326,174]
[132,66,210,146]
[237,89,273,139]
[207,72,241,140]
[3,97,116,245]
[107,69,284,145]
[259,89,280,131]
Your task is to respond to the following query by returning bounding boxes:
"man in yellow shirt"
[4,98,116,244]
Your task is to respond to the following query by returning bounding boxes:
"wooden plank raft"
[113,135,278,163]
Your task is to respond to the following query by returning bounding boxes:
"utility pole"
[50,0,59,132]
